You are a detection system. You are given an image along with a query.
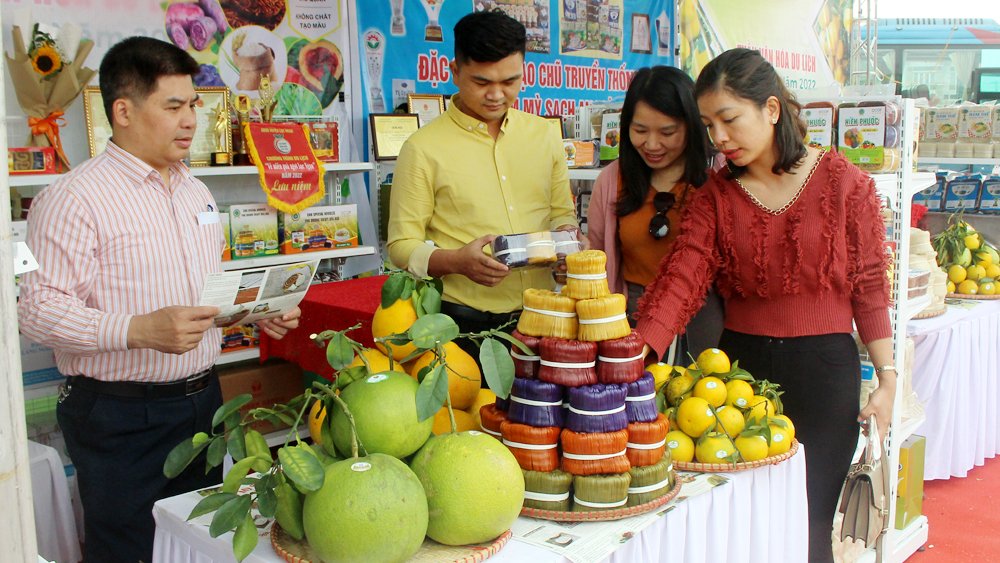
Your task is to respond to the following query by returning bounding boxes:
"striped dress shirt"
[18,142,224,382]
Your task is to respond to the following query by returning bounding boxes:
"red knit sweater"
[635,151,892,358]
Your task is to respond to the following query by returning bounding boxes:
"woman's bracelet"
[875,365,897,375]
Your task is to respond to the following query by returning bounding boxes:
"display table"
[29,440,82,563]
[260,275,386,379]
[151,447,806,563]
[908,299,1000,479]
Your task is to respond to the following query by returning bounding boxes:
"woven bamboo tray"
[519,471,681,522]
[673,439,800,473]
[946,292,1000,300]
[270,523,511,563]
[912,304,948,319]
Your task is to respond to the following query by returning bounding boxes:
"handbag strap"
[862,415,883,466]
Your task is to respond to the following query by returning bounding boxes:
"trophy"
[256,75,278,123]
[210,102,231,166]
[390,0,406,36]
[419,0,445,42]
[231,94,252,166]
[363,29,387,113]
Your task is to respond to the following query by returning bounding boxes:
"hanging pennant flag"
[243,122,326,214]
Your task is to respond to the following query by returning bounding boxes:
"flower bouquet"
[5,20,96,171]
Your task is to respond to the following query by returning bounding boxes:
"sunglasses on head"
[648,191,677,240]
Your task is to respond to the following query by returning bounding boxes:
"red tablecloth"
[260,275,387,379]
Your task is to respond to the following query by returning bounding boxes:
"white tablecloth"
[152,448,806,563]
[29,440,82,563]
[908,299,1000,479]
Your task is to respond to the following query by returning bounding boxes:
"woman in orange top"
[587,66,722,362]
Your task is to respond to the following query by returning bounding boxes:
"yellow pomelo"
[957,280,979,295]
[693,376,727,407]
[409,342,482,410]
[948,264,967,284]
[714,405,746,438]
[348,348,393,373]
[745,395,775,423]
[646,362,673,392]
[665,430,694,463]
[980,281,997,296]
[432,407,478,435]
[308,400,326,445]
[735,435,769,462]
[965,233,981,250]
[967,264,986,282]
[767,425,793,456]
[724,379,754,409]
[665,372,695,406]
[695,432,736,464]
[986,264,1000,280]
[947,281,956,294]
[772,414,796,441]
[330,371,433,459]
[409,432,525,545]
[696,348,731,375]
[676,397,716,438]
[468,389,497,429]
[372,299,419,360]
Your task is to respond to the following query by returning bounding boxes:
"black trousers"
[57,376,224,563]
[719,330,861,563]
[440,301,520,387]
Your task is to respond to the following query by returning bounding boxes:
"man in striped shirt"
[18,37,300,563]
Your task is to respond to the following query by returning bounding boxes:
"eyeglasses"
[648,191,677,240]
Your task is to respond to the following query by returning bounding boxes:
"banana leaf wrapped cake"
[597,330,646,383]
[563,250,611,300]
[510,329,542,379]
[507,377,565,428]
[518,288,578,340]
[526,231,557,265]
[565,382,629,433]
[627,455,674,507]
[561,428,631,475]
[479,403,508,440]
[538,338,598,387]
[501,420,561,472]
[572,473,631,512]
[626,413,670,467]
[577,293,631,342]
[522,469,574,512]
[625,373,659,423]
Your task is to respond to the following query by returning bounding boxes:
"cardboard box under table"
[896,435,926,530]
[217,360,304,434]
[260,275,385,382]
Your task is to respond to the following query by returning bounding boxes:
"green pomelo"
[302,453,428,563]
[409,430,525,545]
[331,371,433,459]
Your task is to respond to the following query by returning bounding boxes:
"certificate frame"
[407,93,446,127]
[630,13,653,55]
[369,113,420,161]
[82,86,112,158]
[189,87,232,167]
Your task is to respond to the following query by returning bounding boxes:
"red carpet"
[907,456,1000,561]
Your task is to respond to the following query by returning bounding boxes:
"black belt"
[66,367,215,399]
[440,301,520,328]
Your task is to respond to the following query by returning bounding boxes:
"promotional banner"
[355,0,674,118]
[677,0,853,93]
[243,122,325,214]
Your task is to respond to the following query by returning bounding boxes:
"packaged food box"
[599,112,621,162]
[803,103,836,151]
[913,173,947,211]
[925,107,960,142]
[20,334,62,388]
[220,211,231,261]
[227,203,279,259]
[907,270,930,299]
[895,435,925,530]
[278,204,359,253]
[978,175,1000,213]
[491,230,583,269]
[563,139,600,168]
[958,105,993,140]
[8,146,56,174]
[220,324,258,351]
[943,174,983,212]
[837,100,901,171]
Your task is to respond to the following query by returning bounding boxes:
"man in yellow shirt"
[388,10,578,338]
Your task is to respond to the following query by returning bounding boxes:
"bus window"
[901,48,980,103]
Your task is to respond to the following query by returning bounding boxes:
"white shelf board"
[903,293,933,322]
[222,246,375,271]
[854,515,929,563]
[263,425,310,447]
[216,347,260,365]
[568,168,603,181]
[918,157,1000,166]
[871,171,936,204]
[6,161,373,187]
[896,411,926,444]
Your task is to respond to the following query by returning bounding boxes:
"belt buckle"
[185,371,210,396]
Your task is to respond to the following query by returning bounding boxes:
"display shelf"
[7,173,60,187]
[872,171,936,205]
[567,167,603,181]
[896,411,926,445]
[216,348,260,365]
[903,293,933,322]
[856,515,929,563]
[221,246,375,271]
[918,157,1000,167]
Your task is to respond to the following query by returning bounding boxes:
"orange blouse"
[618,183,693,286]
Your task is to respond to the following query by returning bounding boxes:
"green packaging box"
[227,203,279,259]
[278,204,359,254]
[895,434,926,530]
[220,211,231,261]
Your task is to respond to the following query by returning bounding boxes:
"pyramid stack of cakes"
[479,250,674,513]
[909,228,948,314]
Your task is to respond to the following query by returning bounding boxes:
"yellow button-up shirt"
[388,98,577,313]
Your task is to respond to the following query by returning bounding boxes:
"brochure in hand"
[200,259,320,327]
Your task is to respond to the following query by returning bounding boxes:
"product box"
[227,204,279,259]
[307,121,340,162]
[925,107,960,142]
[943,174,983,212]
[958,105,993,140]
[220,324,258,352]
[220,211,231,261]
[895,435,926,530]
[563,139,600,168]
[803,106,835,151]
[218,360,304,434]
[978,176,1000,213]
[278,204,359,253]
[8,146,56,175]
[913,174,946,211]
[20,334,62,388]
[599,112,621,162]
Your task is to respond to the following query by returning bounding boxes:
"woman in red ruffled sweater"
[635,48,896,563]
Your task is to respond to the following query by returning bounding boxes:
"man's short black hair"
[453,10,526,65]
[99,36,200,122]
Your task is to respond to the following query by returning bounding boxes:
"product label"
[913,176,946,211]
[599,112,621,161]
[278,204,359,254]
[978,178,1000,212]
[958,106,993,139]
[228,204,279,259]
[926,108,959,141]
[351,462,372,472]
[838,106,886,167]
[367,373,388,383]
[803,107,834,150]
[943,175,983,211]
[468,430,482,436]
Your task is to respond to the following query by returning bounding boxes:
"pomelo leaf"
[479,337,514,399]
[416,364,449,421]
[381,273,407,308]
[418,284,441,315]
[232,513,258,561]
[209,494,252,537]
[163,435,211,479]
[187,492,236,520]
[408,313,459,349]
[256,483,278,518]
[227,426,247,461]
[212,394,253,429]
[279,444,326,493]
[326,332,354,370]
[207,436,227,468]
[400,276,415,301]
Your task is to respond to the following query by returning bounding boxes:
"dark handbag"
[838,415,891,547]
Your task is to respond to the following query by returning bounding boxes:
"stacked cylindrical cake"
[480,250,674,513]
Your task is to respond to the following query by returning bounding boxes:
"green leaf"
[222,457,257,494]
[416,364,449,421]
[487,330,534,355]
[227,426,247,461]
[408,313,460,349]
[225,411,242,432]
[212,394,254,429]
[418,284,442,315]
[411,288,425,317]
[326,332,355,370]
[232,512,259,561]
[400,276,415,301]
[479,337,514,399]
[207,436,227,468]
[163,436,210,479]
[256,483,278,518]
[278,445,326,493]
[187,492,237,520]
[271,411,297,427]
[209,494,252,538]
[381,272,407,308]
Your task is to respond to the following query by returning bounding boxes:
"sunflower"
[31,45,61,77]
